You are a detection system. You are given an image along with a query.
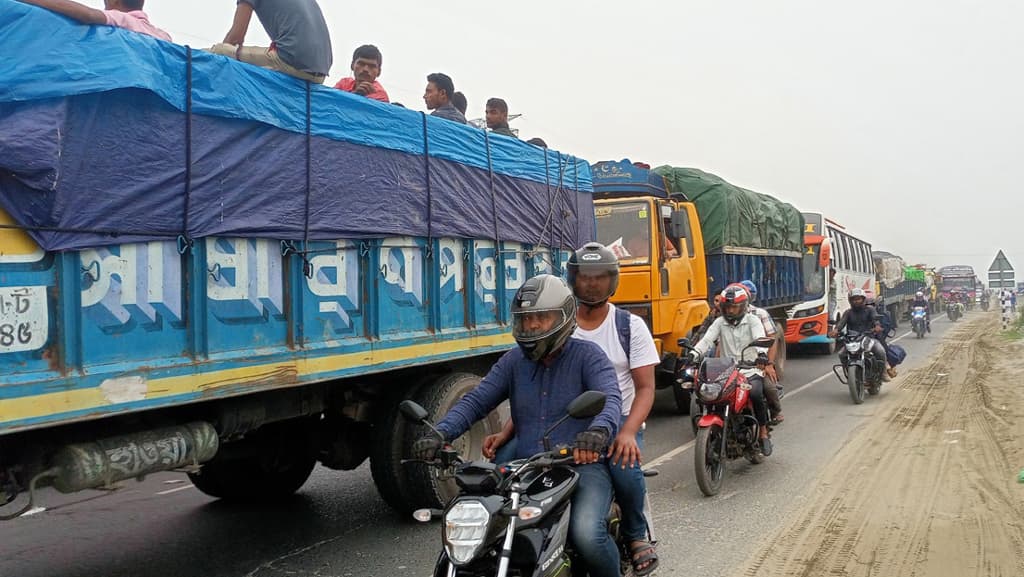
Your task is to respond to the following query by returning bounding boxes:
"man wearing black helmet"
[829,288,886,376]
[569,242,660,575]
[413,274,624,577]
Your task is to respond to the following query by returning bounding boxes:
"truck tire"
[406,372,502,509]
[369,380,426,515]
[672,382,692,415]
[189,417,318,501]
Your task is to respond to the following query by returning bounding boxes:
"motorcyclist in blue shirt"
[412,274,623,577]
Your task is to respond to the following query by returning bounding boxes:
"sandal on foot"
[629,541,660,576]
[769,414,785,426]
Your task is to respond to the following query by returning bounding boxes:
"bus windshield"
[803,243,826,300]
[943,277,976,290]
[594,202,651,266]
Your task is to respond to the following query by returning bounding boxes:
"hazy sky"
[102,1,1024,283]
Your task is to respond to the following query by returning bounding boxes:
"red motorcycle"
[678,336,775,496]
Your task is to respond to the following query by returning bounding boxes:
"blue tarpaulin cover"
[0,0,594,251]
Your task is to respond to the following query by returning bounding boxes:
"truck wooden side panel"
[0,224,568,435]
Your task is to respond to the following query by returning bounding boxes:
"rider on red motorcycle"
[689,284,774,455]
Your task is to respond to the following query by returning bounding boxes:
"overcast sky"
[114,1,1023,283]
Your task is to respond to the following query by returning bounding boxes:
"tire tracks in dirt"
[732,315,1024,577]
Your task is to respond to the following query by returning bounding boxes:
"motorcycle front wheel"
[849,365,866,404]
[695,425,725,496]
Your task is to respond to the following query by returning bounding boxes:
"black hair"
[486,98,508,114]
[451,92,467,114]
[426,73,455,100]
[351,44,382,66]
[526,137,548,148]
[123,0,145,9]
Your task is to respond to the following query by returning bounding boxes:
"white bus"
[786,212,875,353]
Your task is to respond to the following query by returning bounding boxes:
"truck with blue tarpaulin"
[588,160,804,411]
[0,1,595,516]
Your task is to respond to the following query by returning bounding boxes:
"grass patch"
[1005,312,1024,340]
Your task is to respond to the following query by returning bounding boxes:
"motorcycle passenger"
[689,284,774,455]
[739,280,784,425]
[829,288,886,378]
[866,295,897,380]
[412,274,624,577]
[484,243,661,576]
[910,290,930,332]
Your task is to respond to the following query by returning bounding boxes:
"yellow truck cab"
[591,161,710,411]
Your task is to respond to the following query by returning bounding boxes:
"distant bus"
[786,213,875,353]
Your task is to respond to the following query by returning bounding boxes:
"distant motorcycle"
[911,306,928,339]
[832,331,884,404]
[947,301,963,322]
[981,299,990,312]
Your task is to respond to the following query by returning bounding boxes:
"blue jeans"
[571,463,621,577]
[608,415,648,542]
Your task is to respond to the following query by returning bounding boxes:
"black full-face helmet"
[511,274,578,361]
[567,242,620,306]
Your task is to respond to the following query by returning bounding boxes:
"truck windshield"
[803,243,826,300]
[595,202,651,266]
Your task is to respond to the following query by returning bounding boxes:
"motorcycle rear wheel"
[695,425,725,496]
[849,366,866,404]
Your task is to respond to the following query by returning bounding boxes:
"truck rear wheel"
[188,417,318,501]
[369,380,426,515]
[405,372,503,509]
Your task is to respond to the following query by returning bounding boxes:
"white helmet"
[916,291,924,298]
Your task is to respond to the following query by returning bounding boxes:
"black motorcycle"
[832,331,884,404]
[400,391,642,577]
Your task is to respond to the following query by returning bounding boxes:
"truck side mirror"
[669,211,689,241]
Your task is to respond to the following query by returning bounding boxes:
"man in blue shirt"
[414,274,622,577]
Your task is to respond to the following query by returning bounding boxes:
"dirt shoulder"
[731,315,1024,577]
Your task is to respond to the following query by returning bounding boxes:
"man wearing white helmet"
[910,290,930,332]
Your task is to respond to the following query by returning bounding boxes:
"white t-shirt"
[574,304,661,415]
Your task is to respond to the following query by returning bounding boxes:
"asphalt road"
[0,312,968,577]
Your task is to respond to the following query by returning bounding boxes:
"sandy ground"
[731,315,1024,577]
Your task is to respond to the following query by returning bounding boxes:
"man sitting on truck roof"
[210,0,333,84]
[18,0,171,41]
[485,98,517,137]
[423,73,467,124]
[333,44,390,102]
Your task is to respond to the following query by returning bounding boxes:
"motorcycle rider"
[739,280,784,425]
[910,290,930,332]
[866,294,897,380]
[412,274,624,577]
[689,284,774,455]
[829,288,886,379]
[484,244,661,576]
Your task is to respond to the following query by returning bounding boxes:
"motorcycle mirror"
[749,337,775,349]
[677,337,691,349]
[566,391,607,420]
[399,400,430,423]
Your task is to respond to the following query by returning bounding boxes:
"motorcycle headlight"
[444,500,491,565]
[845,341,862,353]
[699,381,723,402]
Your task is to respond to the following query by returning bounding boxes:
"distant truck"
[937,265,979,303]
[590,161,805,411]
[872,251,927,324]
